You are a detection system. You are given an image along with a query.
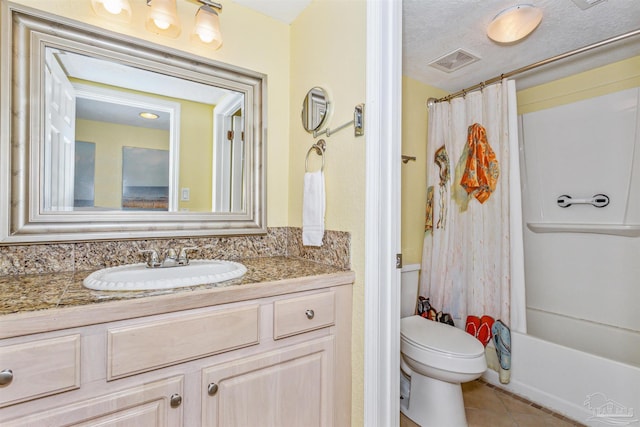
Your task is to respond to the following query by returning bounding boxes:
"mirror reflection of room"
[43,47,245,214]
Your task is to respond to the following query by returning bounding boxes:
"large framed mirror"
[0,3,266,244]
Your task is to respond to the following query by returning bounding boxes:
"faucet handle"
[139,249,161,268]
[165,248,178,261]
[178,246,199,265]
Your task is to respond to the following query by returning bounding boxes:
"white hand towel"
[302,171,325,246]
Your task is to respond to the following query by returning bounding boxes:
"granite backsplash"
[0,227,350,277]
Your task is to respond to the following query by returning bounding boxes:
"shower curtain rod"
[429,27,640,105]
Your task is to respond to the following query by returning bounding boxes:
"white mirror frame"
[0,3,267,244]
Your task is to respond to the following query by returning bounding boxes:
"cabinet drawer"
[108,305,259,379]
[274,291,335,339]
[0,335,81,408]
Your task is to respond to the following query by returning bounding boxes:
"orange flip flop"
[465,315,480,336]
[477,315,495,347]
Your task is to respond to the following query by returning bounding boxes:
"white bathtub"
[482,331,640,426]
[513,87,640,426]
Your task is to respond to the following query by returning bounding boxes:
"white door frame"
[212,93,244,212]
[72,83,181,211]
[364,0,402,426]
[44,48,76,211]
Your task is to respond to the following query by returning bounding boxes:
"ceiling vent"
[429,49,480,73]
[570,0,607,10]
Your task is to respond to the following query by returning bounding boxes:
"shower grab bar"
[557,194,610,208]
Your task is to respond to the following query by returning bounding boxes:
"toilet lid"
[401,315,484,358]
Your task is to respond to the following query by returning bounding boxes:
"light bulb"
[197,29,215,44]
[153,18,171,30]
[487,4,543,44]
[192,6,222,49]
[145,0,181,37]
[103,0,123,15]
[139,112,159,120]
[91,0,132,22]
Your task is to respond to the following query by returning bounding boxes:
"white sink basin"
[83,260,247,291]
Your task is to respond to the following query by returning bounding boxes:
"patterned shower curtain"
[420,80,526,381]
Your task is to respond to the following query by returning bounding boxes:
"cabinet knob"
[169,393,182,408]
[208,382,219,396]
[305,309,315,320]
[0,369,13,386]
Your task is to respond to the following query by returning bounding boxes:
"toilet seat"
[401,315,486,375]
[401,315,484,358]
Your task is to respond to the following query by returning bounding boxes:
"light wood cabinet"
[2,376,184,427]
[0,334,81,408]
[202,336,334,427]
[0,280,352,427]
[273,290,335,339]
[107,304,260,380]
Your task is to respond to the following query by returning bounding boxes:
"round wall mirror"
[301,87,329,133]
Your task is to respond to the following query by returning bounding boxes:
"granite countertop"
[0,257,350,317]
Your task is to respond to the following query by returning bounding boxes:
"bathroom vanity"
[0,4,355,425]
[0,257,353,426]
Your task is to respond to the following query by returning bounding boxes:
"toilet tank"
[401,264,421,318]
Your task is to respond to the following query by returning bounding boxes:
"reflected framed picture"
[122,147,169,210]
[74,141,96,208]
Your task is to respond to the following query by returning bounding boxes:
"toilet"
[400,264,486,427]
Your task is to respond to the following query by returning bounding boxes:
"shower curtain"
[420,80,527,376]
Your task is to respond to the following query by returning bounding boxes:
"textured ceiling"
[402,0,640,92]
[78,0,640,124]
[237,0,640,93]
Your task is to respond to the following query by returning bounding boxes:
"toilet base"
[400,372,468,427]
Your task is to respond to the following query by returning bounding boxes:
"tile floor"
[400,380,587,427]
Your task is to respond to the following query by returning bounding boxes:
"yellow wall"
[400,77,447,265]
[400,55,640,267]
[178,100,214,212]
[517,55,640,114]
[289,0,366,423]
[13,0,368,421]
[72,76,215,211]
[12,0,291,226]
[75,119,169,208]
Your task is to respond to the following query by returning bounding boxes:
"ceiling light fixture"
[91,0,132,22]
[487,4,543,44]
[192,1,223,49]
[146,0,181,38]
[139,112,159,120]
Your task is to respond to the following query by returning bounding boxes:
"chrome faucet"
[139,249,162,268]
[177,247,198,265]
[162,248,179,267]
[139,247,199,268]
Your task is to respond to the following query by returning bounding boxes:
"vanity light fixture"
[139,112,159,120]
[91,0,132,22]
[146,0,181,38]
[192,1,223,49]
[487,4,543,44]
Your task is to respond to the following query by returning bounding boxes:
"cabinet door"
[202,336,334,427]
[2,376,183,427]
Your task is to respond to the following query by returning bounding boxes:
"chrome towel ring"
[305,139,326,172]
